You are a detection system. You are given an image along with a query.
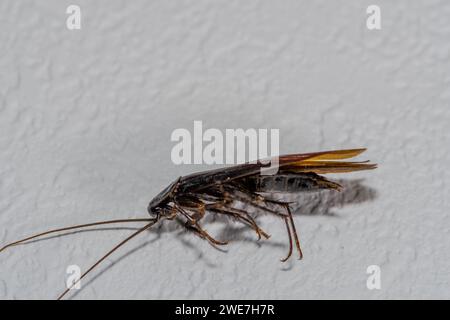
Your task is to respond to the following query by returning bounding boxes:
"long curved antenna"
[0,218,153,253]
[58,219,158,300]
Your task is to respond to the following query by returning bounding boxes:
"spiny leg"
[215,204,270,239]
[280,217,293,262]
[226,206,270,239]
[200,185,298,255]
[196,189,271,240]
[174,204,228,246]
[209,205,270,240]
[0,218,153,253]
[184,222,229,246]
[174,194,207,221]
[205,185,292,242]
[284,204,303,260]
[231,192,301,260]
[177,190,298,257]
[225,184,302,260]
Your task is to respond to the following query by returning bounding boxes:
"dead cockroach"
[0,148,376,299]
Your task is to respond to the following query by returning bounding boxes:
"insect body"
[0,148,376,299]
[246,172,343,193]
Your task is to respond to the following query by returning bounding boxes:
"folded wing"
[278,148,377,174]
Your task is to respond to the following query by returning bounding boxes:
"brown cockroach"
[0,148,376,299]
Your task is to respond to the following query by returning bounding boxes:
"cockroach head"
[147,195,167,216]
[147,202,160,217]
[147,177,181,216]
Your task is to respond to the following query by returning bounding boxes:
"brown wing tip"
[348,148,366,156]
[332,147,367,156]
[306,148,368,161]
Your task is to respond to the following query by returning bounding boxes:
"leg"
[185,222,228,246]
[234,192,301,260]
[284,204,303,260]
[280,217,293,262]
[194,192,269,239]
[208,204,270,240]
[227,184,302,260]
[174,203,228,246]
[199,184,302,259]
[174,194,207,222]
[225,206,270,239]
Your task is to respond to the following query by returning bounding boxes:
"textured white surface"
[1,0,449,299]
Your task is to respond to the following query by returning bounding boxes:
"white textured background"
[1,0,449,299]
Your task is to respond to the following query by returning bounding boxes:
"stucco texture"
[1,0,449,299]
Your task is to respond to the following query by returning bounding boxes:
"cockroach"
[0,148,376,299]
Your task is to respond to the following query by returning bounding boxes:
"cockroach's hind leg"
[280,217,293,262]
[245,195,301,261]
[284,204,303,260]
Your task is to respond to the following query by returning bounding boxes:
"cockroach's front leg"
[164,206,179,220]
[174,194,207,222]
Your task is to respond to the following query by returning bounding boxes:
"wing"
[278,148,367,163]
[179,148,376,192]
[278,148,376,174]
[280,160,376,174]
